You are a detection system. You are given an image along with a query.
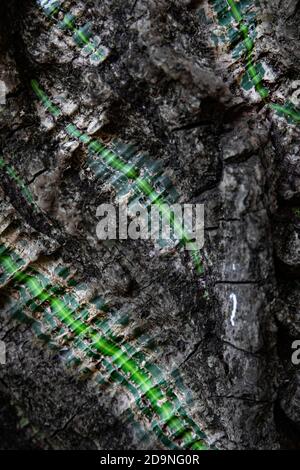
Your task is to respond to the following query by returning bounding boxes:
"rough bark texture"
[0,0,300,450]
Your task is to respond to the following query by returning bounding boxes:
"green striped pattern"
[209,0,300,123]
[0,242,210,450]
[37,1,109,65]
[31,80,203,273]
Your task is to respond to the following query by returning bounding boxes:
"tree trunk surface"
[0,0,300,450]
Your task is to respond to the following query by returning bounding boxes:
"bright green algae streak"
[226,0,269,100]
[0,246,209,450]
[213,0,300,123]
[37,1,107,63]
[31,80,204,274]
[270,103,300,123]
[28,4,206,446]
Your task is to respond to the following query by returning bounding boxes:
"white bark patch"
[230,293,237,327]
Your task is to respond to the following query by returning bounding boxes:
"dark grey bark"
[0,0,300,450]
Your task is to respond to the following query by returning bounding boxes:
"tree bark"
[1,0,300,450]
